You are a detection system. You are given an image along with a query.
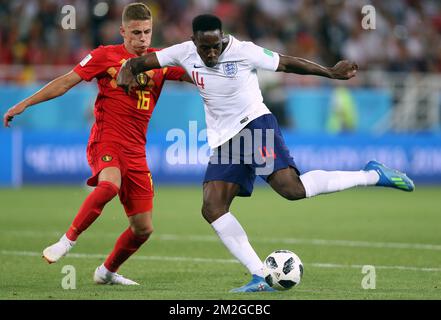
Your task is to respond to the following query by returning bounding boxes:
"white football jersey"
[156,35,280,148]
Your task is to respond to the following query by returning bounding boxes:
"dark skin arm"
[117,53,163,93]
[277,54,358,80]
[117,53,194,92]
[117,52,357,93]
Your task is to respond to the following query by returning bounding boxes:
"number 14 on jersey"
[192,71,205,89]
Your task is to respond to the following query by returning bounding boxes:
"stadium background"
[0,0,441,300]
[0,0,440,186]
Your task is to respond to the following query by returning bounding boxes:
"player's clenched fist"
[117,58,149,94]
[329,60,358,80]
[3,103,26,127]
[117,59,135,94]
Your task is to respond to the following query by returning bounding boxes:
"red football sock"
[66,181,119,241]
[104,227,149,272]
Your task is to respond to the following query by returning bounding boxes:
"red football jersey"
[73,44,186,154]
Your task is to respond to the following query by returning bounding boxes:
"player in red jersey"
[3,3,190,285]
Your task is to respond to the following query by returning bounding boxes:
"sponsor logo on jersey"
[223,62,238,77]
[79,54,92,67]
[101,155,113,162]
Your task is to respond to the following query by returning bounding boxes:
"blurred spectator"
[1,0,440,129]
[1,0,439,74]
[326,86,358,133]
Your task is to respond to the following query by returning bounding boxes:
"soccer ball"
[263,250,303,290]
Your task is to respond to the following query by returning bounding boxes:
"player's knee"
[278,181,306,201]
[201,200,227,223]
[96,181,120,202]
[201,201,215,221]
[131,225,153,238]
[281,190,303,201]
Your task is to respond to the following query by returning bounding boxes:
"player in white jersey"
[117,14,415,292]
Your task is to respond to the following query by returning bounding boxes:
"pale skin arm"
[3,70,83,127]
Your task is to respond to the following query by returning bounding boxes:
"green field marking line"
[5,230,441,251]
[1,250,441,273]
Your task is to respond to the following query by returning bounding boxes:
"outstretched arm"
[277,54,358,80]
[3,70,82,127]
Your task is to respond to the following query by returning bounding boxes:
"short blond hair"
[122,2,152,24]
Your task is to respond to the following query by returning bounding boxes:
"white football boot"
[42,234,76,264]
[93,264,139,285]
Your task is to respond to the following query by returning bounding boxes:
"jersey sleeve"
[242,42,280,71]
[73,46,108,81]
[155,42,188,67]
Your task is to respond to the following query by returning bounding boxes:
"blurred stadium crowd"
[0,0,440,186]
[1,0,440,76]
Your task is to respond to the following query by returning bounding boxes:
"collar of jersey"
[218,34,233,62]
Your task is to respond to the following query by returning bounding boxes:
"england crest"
[223,62,238,77]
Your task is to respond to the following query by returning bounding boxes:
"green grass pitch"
[0,185,440,300]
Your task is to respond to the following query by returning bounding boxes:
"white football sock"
[211,212,264,277]
[61,234,76,246]
[97,263,112,275]
[299,170,379,198]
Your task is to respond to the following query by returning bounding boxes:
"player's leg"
[42,144,122,263]
[268,163,414,200]
[256,114,414,200]
[203,181,273,292]
[202,181,250,264]
[94,210,153,285]
[202,180,238,223]
[203,153,274,292]
[65,166,121,241]
[267,166,379,199]
[102,210,152,272]
[267,167,306,200]
[94,168,153,285]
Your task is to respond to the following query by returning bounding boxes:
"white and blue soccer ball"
[263,250,304,290]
